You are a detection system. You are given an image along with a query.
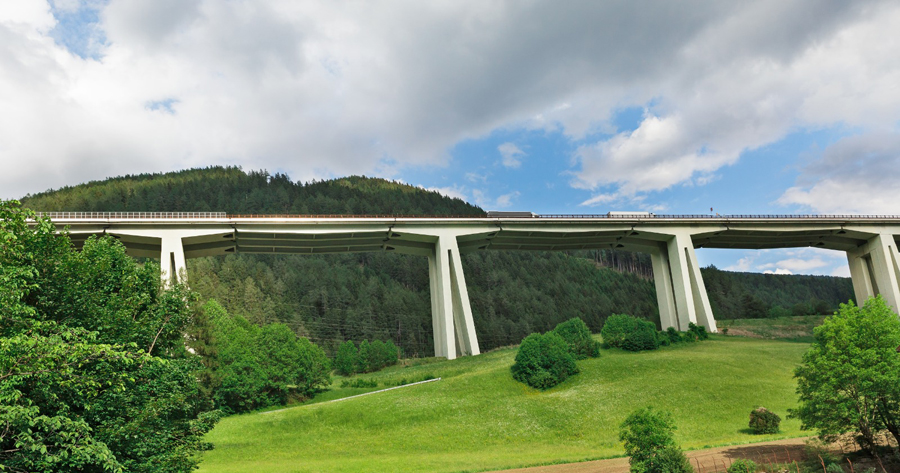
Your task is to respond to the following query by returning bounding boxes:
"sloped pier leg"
[650,245,678,330]
[654,232,717,332]
[160,235,187,287]
[428,235,480,359]
[847,233,900,314]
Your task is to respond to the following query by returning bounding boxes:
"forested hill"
[20,167,852,355]
[22,167,483,216]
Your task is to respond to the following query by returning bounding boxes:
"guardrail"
[35,212,227,219]
[31,212,900,220]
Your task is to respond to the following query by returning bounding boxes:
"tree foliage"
[198,300,331,413]
[602,314,659,351]
[748,407,781,434]
[0,200,218,472]
[552,317,600,359]
[619,407,692,473]
[792,296,900,453]
[510,332,578,390]
[334,340,360,376]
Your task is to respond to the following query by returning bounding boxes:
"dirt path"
[485,437,811,473]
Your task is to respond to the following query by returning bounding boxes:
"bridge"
[36,211,900,359]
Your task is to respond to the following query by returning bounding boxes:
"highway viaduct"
[36,211,900,360]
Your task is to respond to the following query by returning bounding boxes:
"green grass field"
[197,335,811,473]
[718,315,826,341]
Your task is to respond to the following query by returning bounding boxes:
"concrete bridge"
[37,211,900,359]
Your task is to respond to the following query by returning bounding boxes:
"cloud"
[722,247,848,276]
[424,185,467,201]
[1,0,899,203]
[761,258,828,272]
[778,132,900,213]
[497,142,525,168]
[472,189,520,209]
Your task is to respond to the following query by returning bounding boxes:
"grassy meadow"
[197,335,811,473]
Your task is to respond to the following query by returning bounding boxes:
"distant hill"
[20,167,852,354]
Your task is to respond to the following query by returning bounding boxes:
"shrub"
[619,407,692,473]
[727,458,758,473]
[749,407,781,434]
[356,340,371,373]
[622,319,659,352]
[340,378,377,388]
[602,314,641,348]
[511,332,579,390]
[553,317,600,359]
[666,327,683,344]
[657,333,670,347]
[688,322,709,340]
[334,340,359,376]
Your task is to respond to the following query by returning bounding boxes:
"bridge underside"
[57,216,900,359]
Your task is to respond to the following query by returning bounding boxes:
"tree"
[200,300,331,413]
[0,200,219,472]
[619,407,692,473]
[334,340,359,376]
[510,332,578,390]
[792,296,900,453]
[553,317,600,359]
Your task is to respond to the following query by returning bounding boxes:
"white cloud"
[831,265,851,278]
[725,256,755,272]
[424,185,467,201]
[778,132,900,213]
[763,268,793,275]
[1,0,899,204]
[761,258,828,272]
[472,189,520,210]
[497,142,525,168]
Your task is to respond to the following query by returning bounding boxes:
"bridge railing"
[35,212,227,219]
[537,214,900,219]
[31,212,900,220]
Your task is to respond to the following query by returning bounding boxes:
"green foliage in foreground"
[619,407,692,473]
[196,301,331,414]
[0,200,218,472]
[511,332,579,389]
[792,296,900,453]
[749,407,781,434]
[602,314,660,351]
[727,458,758,473]
[197,336,810,473]
[553,317,601,359]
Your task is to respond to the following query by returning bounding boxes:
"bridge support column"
[160,235,187,287]
[649,246,678,331]
[847,233,900,313]
[427,234,479,360]
[653,233,716,332]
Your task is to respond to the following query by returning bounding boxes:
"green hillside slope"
[197,336,809,473]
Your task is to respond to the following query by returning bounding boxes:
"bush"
[749,407,781,434]
[353,339,399,373]
[727,458,758,473]
[622,319,659,352]
[602,314,642,348]
[553,317,600,359]
[511,332,579,390]
[665,327,683,344]
[619,407,692,473]
[334,340,359,376]
[688,322,709,340]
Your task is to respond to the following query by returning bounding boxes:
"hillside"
[196,336,809,473]
[20,167,852,354]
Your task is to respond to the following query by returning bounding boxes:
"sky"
[2,1,900,277]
